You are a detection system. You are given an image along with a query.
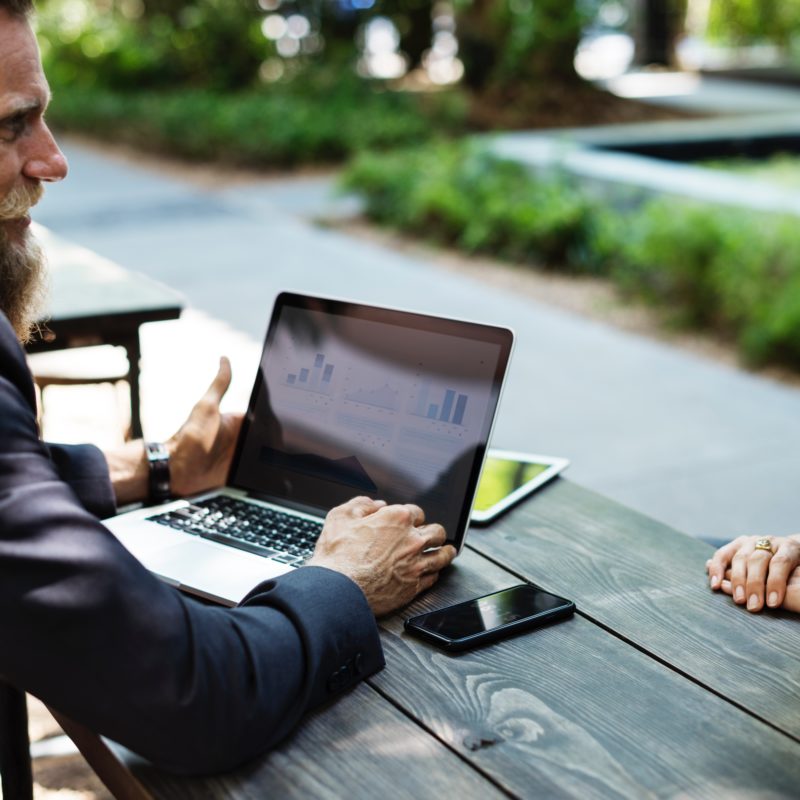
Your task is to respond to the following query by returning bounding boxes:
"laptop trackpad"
[145,539,292,605]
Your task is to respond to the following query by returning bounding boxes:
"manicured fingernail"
[734,586,745,602]
[748,594,758,610]
[710,575,720,588]
[768,592,778,607]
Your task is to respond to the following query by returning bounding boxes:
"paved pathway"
[605,70,800,114]
[34,139,800,543]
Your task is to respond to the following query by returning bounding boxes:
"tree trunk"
[396,2,433,72]
[632,0,688,67]
[456,0,585,93]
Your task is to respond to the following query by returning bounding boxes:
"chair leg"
[0,683,33,800]
[34,383,45,432]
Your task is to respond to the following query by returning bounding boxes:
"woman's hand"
[716,566,800,613]
[706,534,800,612]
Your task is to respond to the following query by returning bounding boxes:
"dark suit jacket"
[0,312,384,775]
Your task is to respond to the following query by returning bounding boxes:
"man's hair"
[0,0,33,19]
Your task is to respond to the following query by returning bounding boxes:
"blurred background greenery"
[344,142,800,368]
[34,0,800,370]
[35,0,606,162]
[36,0,800,162]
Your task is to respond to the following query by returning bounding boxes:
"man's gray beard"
[0,228,47,344]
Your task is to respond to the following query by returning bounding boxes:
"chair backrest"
[0,681,33,800]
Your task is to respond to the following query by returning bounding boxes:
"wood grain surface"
[63,482,800,800]
[464,479,800,740]
[373,547,800,799]
[114,681,507,800]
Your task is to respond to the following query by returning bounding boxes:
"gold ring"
[754,537,774,554]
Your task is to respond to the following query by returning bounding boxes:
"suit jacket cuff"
[240,566,384,708]
[45,442,116,519]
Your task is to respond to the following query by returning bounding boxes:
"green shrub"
[343,143,800,369]
[342,143,603,269]
[611,197,800,365]
[610,198,736,328]
[712,214,800,363]
[45,81,466,167]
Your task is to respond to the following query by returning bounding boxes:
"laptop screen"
[229,293,513,546]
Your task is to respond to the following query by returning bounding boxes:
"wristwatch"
[145,442,171,504]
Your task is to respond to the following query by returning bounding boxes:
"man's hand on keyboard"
[307,496,456,617]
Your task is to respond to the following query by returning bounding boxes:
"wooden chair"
[28,345,133,441]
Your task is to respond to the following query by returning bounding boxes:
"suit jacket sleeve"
[44,442,116,520]
[0,316,384,774]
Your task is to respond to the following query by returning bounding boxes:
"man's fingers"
[330,496,386,520]
[199,356,233,410]
[402,504,425,527]
[224,412,245,438]
[417,523,447,549]
[421,545,457,575]
[418,572,439,594]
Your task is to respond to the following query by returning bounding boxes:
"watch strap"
[145,442,171,505]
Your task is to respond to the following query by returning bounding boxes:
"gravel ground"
[28,697,112,800]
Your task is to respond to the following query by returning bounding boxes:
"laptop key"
[172,505,207,519]
[273,554,303,564]
[201,531,281,559]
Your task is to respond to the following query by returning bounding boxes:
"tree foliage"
[707,0,800,45]
[37,0,271,90]
[454,0,598,90]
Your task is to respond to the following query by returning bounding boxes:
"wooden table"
[24,226,183,440]
[59,480,800,798]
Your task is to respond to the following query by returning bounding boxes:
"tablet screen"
[471,450,568,524]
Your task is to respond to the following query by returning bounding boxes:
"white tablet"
[470,449,569,525]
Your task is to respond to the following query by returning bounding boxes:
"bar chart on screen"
[409,378,470,427]
[285,352,336,396]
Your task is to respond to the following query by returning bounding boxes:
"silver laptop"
[105,292,514,605]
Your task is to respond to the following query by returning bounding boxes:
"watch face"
[146,442,169,461]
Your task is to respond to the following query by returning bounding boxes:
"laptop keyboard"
[149,496,323,565]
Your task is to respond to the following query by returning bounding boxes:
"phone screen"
[409,584,572,641]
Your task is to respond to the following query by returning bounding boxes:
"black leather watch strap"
[145,442,171,505]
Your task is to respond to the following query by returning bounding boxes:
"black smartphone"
[404,584,575,652]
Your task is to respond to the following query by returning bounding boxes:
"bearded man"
[0,180,46,341]
[0,2,455,796]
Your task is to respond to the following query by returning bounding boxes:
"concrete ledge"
[488,114,800,215]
